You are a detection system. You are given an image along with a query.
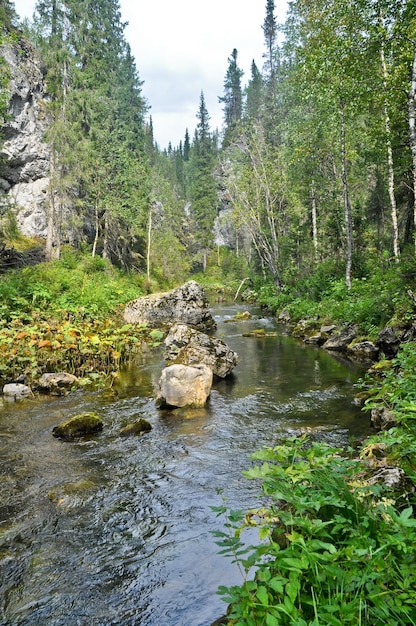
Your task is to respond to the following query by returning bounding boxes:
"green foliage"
[364,341,416,422]
[0,249,142,321]
[213,437,416,625]
[255,253,416,336]
[0,250,153,386]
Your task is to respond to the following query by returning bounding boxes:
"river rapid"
[0,304,373,626]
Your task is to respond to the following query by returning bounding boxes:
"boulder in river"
[2,383,32,401]
[155,363,213,409]
[120,418,152,438]
[164,323,238,378]
[52,412,103,439]
[123,280,216,331]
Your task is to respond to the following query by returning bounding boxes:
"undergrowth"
[213,338,416,625]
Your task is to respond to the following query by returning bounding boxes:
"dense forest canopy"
[1,0,416,290]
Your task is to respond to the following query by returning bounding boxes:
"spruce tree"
[245,60,263,122]
[32,0,149,266]
[219,48,244,147]
[189,92,218,270]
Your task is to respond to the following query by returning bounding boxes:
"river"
[0,304,372,626]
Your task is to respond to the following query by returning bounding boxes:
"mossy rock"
[225,311,252,322]
[243,328,266,337]
[368,359,394,376]
[52,412,103,439]
[120,418,152,438]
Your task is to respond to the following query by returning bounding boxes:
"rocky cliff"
[0,36,50,238]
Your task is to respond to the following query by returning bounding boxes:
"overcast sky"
[13,0,289,149]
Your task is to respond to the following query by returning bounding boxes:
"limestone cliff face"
[0,37,50,238]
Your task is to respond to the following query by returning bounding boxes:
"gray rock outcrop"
[164,323,238,378]
[1,38,51,237]
[124,281,216,331]
[155,363,213,409]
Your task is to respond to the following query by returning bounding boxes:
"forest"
[1,0,416,624]
[0,0,415,296]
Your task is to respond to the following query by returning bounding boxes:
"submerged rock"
[120,418,152,438]
[164,323,238,378]
[156,363,213,409]
[52,412,103,439]
[123,280,216,331]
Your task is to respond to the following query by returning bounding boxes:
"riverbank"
[209,288,416,624]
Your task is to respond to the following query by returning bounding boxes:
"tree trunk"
[45,150,61,261]
[102,210,109,259]
[146,205,152,282]
[340,100,353,290]
[409,40,416,254]
[381,36,400,260]
[311,180,318,261]
[92,202,99,257]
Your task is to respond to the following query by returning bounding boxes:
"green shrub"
[213,437,416,625]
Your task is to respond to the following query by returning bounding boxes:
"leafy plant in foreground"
[213,437,416,625]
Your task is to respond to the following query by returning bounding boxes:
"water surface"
[0,305,372,625]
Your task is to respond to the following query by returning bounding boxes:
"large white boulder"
[155,363,213,409]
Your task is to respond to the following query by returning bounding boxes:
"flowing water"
[0,304,373,626]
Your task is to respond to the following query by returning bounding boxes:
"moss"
[52,412,103,439]
[119,418,152,437]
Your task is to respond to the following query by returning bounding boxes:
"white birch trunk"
[409,41,416,254]
[381,36,400,260]
[340,101,353,290]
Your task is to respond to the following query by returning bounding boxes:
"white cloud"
[13,0,289,148]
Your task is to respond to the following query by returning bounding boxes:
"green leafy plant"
[213,437,416,625]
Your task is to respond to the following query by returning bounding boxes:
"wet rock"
[37,372,78,394]
[322,325,358,352]
[156,364,213,409]
[52,412,103,439]
[120,418,152,437]
[164,323,238,378]
[2,382,32,400]
[123,280,216,331]
[353,390,373,407]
